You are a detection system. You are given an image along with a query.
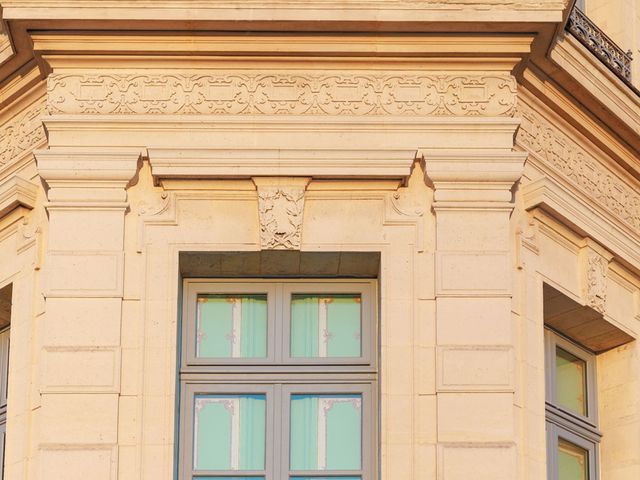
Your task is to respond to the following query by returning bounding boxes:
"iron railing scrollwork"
[566,6,633,84]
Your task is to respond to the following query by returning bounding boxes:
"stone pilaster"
[35,147,140,477]
[424,139,527,479]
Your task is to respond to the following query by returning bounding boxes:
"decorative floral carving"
[47,73,517,117]
[135,191,174,253]
[516,104,640,234]
[585,249,608,315]
[0,101,47,170]
[257,185,306,250]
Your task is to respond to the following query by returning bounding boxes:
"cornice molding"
[0,176,38,219]
[523,177,640,274]
[33,33,533,58]
[35,148,142,183]
[47,73,518,117]
[42,115,522,161]
[2,1,567,22]
[35,147,142,206]
[423,148,527,206]
[516,101,640,234]
[548,34,640,138]
[147,148,418,181]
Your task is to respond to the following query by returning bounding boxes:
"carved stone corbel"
[253,177,310,250]
[580,240,613,315]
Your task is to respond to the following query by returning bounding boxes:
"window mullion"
[275,283,284,364]
[274,383,283,480]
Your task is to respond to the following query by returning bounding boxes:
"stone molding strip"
[147,148,418,180]
[47,73,517,117]
[0,176,38,219]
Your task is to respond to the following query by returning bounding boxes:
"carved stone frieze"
[254,178,310,250]
[0,101,47,171]
[47,73,517,117]
[516,103,640,234]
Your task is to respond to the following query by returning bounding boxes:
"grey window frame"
[182,280,377,372]
[183,282,279,367]
[179,279,379,480]
[544,328,600,480]
[180,382,276,479]
[281,282,375,366]
[0,327,9,480]
[281,382,375,480]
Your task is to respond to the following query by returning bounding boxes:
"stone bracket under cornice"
[0,176,38,219]
[34,147,142,206]
[523,176,640,274]
[422,149,528,207]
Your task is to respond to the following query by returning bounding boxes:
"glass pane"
[556,347,588,416]
[194,394,266,471]
[197,478,265,480]
[290,394,362,471]
[558,438,589,480]
[197,294,267,358]
[291,294,361,358]
[291,478,361,480]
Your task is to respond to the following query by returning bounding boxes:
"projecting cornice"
[2,0,566,23]
[523,176,640,275]
[0,175,38,219]
[147,148,419,180]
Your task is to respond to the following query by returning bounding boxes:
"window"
[0,327,8,479]
[179,280,378,480]
[545,329,600,480]
[575,0,585,10]
[0,283,10,480]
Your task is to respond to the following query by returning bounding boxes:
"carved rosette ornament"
[581,244,612,315]
[253,178,310,250]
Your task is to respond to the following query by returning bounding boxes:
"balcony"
[566,6,633,86]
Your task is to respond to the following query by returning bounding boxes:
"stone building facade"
[0,0,639,479]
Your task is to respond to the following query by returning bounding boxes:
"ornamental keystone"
[253,177,310,250]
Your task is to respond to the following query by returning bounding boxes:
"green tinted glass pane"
[556,347,588,416]
[290,394,362,471]
[197,478,265,480]
[291,294,361,358]
[291,478,360,480]
[194,394,266,471]
[558,438,589,480]
[196,295,267,358]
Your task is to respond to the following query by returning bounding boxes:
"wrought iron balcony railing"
[566,6,633,85]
